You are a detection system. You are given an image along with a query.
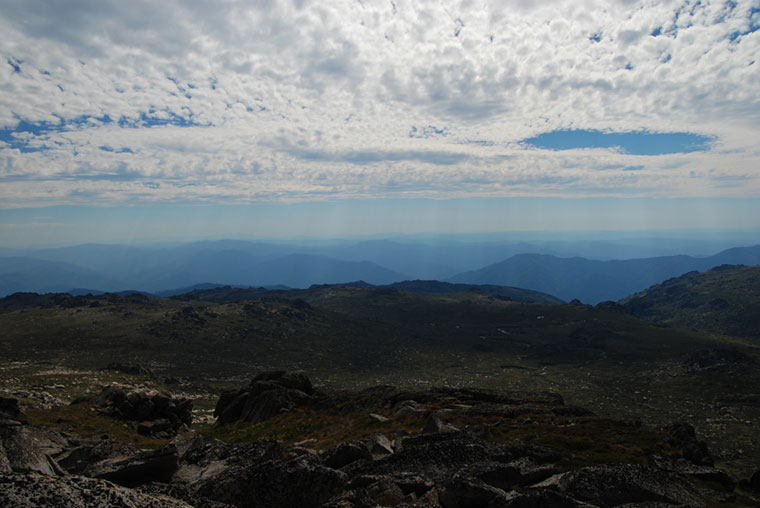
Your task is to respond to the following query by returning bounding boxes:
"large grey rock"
[502,489,595,507]
[369,433,394,458]
[475,461,559,492]
[423,415,460,434]
[0,473,193,508]
[650,454,735,490]
[533,464,704,507]
[252,370,314,395]
[87,445,180,487]
[170,432,282,486]
[328,475,407,507]
[138,482,237,508]
[0,422,67,475]
[195,454,348,508]
[321,441,372,470]
[663,421,712,466]
[438,477,510,508]
[93,387,192,437]
[214,371,315,425]
[55,438,139,475]
[0,396,26,423]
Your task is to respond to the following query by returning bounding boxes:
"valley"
[2,282,759,481]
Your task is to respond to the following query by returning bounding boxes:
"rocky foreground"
[2,371,759,507]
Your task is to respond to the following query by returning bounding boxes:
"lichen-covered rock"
[252,370,314,394]
[663,421,712,466]
[322,441,372,470]
[422,415,460,434]
[93,387,192,437]
[532,463,704,507]
[0,441,11,474]
[170,432,282,486]
[55,438,139,475]
[650,454,735,490]
[0,473,193,508]
[138,482,237,508]
[438,477,510,508]
[195,454,348,508]
[214,371,315,425]
[502,489,595,507]
[369,433,394,458]
[87,445,180,487]
[0,421,67,475]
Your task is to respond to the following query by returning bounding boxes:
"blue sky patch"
[7,57,22,73]
[521,129,714,155]
[117,109,205,128]
[0,111,202,153]
[99,145,133,154]
[728,6,760,41]
[0,115,113,152]
[409,125,448,138]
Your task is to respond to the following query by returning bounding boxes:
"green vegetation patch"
[25,402,169,449]
[201,409,422,450]
[490,415,674,470]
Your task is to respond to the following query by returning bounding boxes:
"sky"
[1,0,759,246]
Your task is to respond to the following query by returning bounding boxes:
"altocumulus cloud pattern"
[0,0,759,207]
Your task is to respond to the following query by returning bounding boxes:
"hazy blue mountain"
[0,257,127,295]
[314,239,581,278]
[248,253,406,287]
[29,241,292,281]
[450,245,760,304]
[312,237,760,277]
[6,238,760,298]
[141,252,405,290]
[708,245,760,265]
[0,242,408,294]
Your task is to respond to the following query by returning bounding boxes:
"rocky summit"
[2,372,759,507]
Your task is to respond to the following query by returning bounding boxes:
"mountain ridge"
[4,240,760,302]
[449,245,760,304]
[621,264,760,339]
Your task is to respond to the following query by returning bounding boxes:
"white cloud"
[0,0,759,207]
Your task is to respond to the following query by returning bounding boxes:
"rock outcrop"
[1,373,748,507]
[92,386,193,437]
[532,464,704,507]
[214,370,316,425]
[0,396,27,423]
[0,417,67,476]
[0,473,193,508]
[663,421,713,466]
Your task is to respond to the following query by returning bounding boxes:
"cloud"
[281,145,471,166]
[0,0,758,207]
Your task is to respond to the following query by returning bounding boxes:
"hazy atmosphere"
[4,3,760,505]
[2,0,760,245]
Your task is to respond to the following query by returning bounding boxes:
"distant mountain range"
[448,245,760,303]
[0,250,404,296]
[1,240,760,302]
